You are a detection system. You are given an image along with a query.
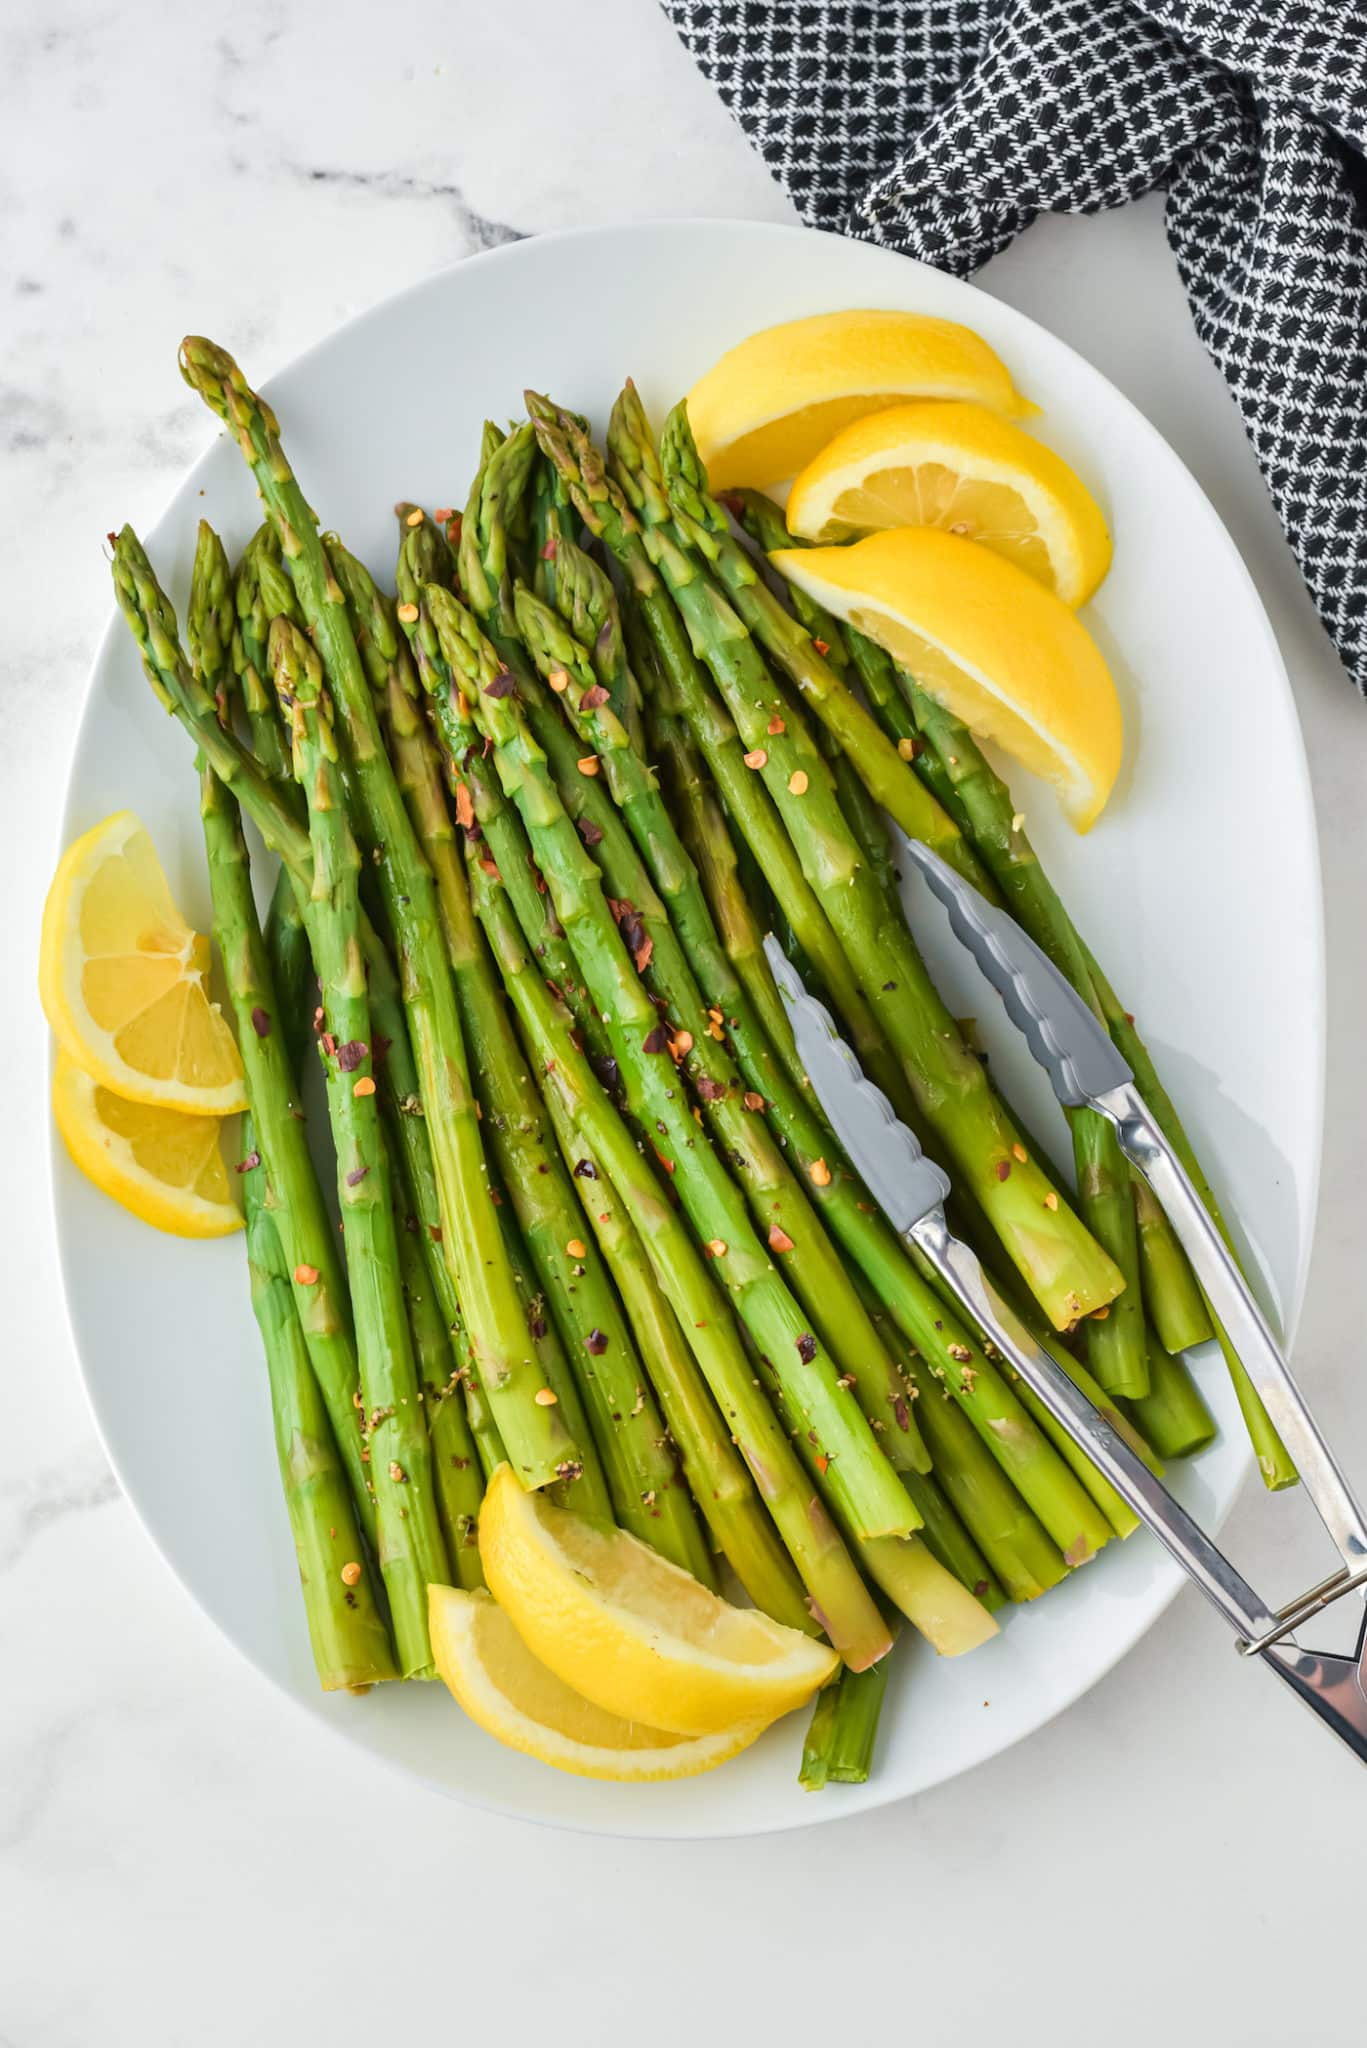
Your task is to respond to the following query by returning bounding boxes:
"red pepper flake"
[897,736,918,761]
[321,1032,337,1058]
[1043,1191,1059,1211]
[396,601,419,625]
[705,1239,727,1258]
[479,856,501,879]
[573,1158,597,1180]
[428,1223,443,1243]
[815,1453,830,1474]
[695,1074,726,1102]
[788,769,809,796]
[340,1561,363,1587]
[1012,1143,1028,1163]
[768,1224,795,1253]
[578,816,603,847]
[580,683,609,711]
[352,1076,377,1098]
[743,748,767,770]
[490,1187,503,1205]
[642,1025,669,1055]
[434,507,454,523]
[566,1238,587,1259]
[669,1029,694,1060]
[812,637,830,657]
[445,516,462,546]
[250,1006,272,1039]
[767,714,785,736]
[995,1159,1011,1181]
[540,535,558,560]
[577,754,599,776]
[533,1387,559,1406]
[484,670,517,700]
[893,1396,910,1432]
[294,1264,320,1286]
[548,667,569,694]
[454,781,475,829]
[705,1006,725,1042]
[236,1150,261,1175]
[655,1150,675,1175]
[796,1331,817,1363]
[404,508,424,529]
[336,1039,369,1073]
[345,1166,370,1187]
[743,1091,764,1111]
[585,1329,609,1355]
[809,1158,832,1187]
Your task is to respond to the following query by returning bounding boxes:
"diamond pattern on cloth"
[659,0,1367,691]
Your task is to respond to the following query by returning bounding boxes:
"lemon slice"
[478,1464,838,1735]
[786,401,1112,606]
[772,528,1122,831]
[40,810,245,1114]
[52,1052,243,1237]
[430,1587,772,1781]
[687,309,1037,490]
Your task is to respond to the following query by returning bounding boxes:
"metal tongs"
[766,831,1367,1764]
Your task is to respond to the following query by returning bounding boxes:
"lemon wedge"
[772,528,1122,831]
[429,1587,773,1781]
[40,811,245,1114]
[52,1052,243,1237]
[477,1464,838,1735]
[686,309,1037,490]
[786,401,1112,606]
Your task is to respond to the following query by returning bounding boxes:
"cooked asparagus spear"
[516,530,1128,1560]
[178,338,583,1493]
[329,533,708,1577]
[195,752,395,1691]
[800,1661,889,1790]
[525,392,920,1128]
[269,616,452,1677]
[467,845,894,1668]
[424,580,918,1547]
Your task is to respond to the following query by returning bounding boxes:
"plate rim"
[49,216,1327,1840]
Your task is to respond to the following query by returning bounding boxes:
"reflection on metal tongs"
[765,830,1367,1764]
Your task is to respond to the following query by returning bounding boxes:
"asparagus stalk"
[1121,1341,1217,1460]
[467,847,894,1667]
[395,507,614,1074]
[494,881,816,1632]
[603,391,1121,1332]
[656,397,995,893]
[391,1180,486,1591]
[125,527,371,1540]
[800,1662,889,1789]
[196,758,394,1689]
[502,550,928,1472]
[525,392,920,1129]
[748,1340,998,1654]
[270,617,453,1677]
[179,338,582,1493]
[424,580,917,1545]
[845,1268,1072,1600]
[330,535,708,1577]
[1082,948,1296,1489]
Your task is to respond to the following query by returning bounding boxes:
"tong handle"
[911,1206,1367,1766]
[1095,1080,1367,1571]
[909,1206,1274,1641]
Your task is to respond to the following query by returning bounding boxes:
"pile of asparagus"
[109,340,1291,1786]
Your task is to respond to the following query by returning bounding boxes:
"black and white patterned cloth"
[660,0,1367,693]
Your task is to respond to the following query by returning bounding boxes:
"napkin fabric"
[659,0,1367,694]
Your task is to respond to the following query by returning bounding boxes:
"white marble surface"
[4,1,1365,2039]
